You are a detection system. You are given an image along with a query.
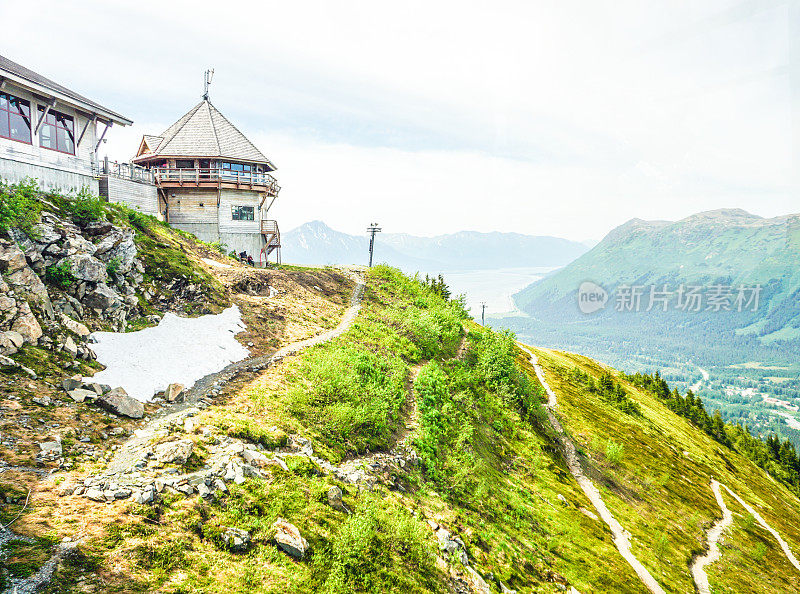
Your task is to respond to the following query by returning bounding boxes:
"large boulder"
[272,518,308,559]
[63,234,97,257]
[64,254,107,283]
[59,314,90,337]
[82,221,113,237]
[0,294,17,327]
[96,229,137,273]
[154,439,194,464]
[7,266,50,308]
[96,387,144,419]
[0,240,27,273]
[83,283,121,311]
[11,302,42,343]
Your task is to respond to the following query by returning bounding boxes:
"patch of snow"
[87,306,249,402]
[201,257,232,269]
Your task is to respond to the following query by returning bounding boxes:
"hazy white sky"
[3,0,796,240]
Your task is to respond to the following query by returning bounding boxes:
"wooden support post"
[77,114,97,148]
[34,98,57,135]
[95,120,112,152]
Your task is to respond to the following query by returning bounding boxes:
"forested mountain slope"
[511,209,800,364]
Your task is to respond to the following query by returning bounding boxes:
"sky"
[2,0,797,241]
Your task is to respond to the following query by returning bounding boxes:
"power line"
[367,223,382,267]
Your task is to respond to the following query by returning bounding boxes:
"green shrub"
[45,260,76,289]
[0,178,42,235]
[106,256,121,278]
[67,187,105,225]
[316,496,441,593]
[605,440,624,464]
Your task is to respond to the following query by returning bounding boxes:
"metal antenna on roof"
[203,69,215,101]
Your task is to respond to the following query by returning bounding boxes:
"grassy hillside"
[4,266,800,592]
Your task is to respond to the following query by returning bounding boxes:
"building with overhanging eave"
[0,54,132,194]
[132,99,282,263]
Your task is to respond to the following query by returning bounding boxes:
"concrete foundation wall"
[0,156,99,194]
[99,176,160,216]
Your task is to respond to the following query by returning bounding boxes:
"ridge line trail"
[690,480,733,594]
[103,272,365,475]
[519,345,667,594]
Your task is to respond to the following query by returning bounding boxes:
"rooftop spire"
[202,68,214,101]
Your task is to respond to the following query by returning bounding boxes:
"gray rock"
[64,254,107,283]
[82,283,120,311]
[62,336,78,357]
[0,240,27,273]
[83,221,114,236]
[11,301,42,343]
[59,314,90,337]
[197,483,212,499]
[327,486,351,514]
[62,374,83,391]
[165,383,185,403]
[154,439,194,464]
[84,488,105,501]
[272,518,308,559]
[222,527,251,552]
[67,388,96,403]
[96,387,144,419]
[32,395,51,406]
[63,234,97,257]
[4,330,25,349]
[39,440,62,456]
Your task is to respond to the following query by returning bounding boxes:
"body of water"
[421,266,555,320]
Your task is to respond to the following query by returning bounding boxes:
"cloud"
[5,0,796,240]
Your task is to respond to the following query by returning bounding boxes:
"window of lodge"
[38,107,75,154]
[175,159,195,169]
[231,205,255,220]
[221,161,252,178]
[0,94,32,144]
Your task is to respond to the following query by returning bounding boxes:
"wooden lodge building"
[131,98,282,262]
[0,54,282,264]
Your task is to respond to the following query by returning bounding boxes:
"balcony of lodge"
[152,167,281,197]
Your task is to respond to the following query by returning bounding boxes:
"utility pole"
[203,69,214,100]
[367,223,382,267]
[480,301,487,325]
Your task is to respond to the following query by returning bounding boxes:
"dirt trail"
[103,272,365,476]
[519,345,666,594]
[691,480,733,594]
[722,483,800,572]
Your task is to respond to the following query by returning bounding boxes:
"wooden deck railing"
[153,167,280,196]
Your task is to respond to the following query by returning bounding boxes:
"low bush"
[0,178,42,235]
[45,259,76,289]
[315,496,442,593]
[605,440,625,464]
[67,187,106,225]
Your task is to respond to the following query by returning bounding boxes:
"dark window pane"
[0,114,9,139]
[9,113,31,143]
[175,159,194,169]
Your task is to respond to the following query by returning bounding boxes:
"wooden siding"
[218,190,261,234]
[167,189,218,224]
[100,176,159,216]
